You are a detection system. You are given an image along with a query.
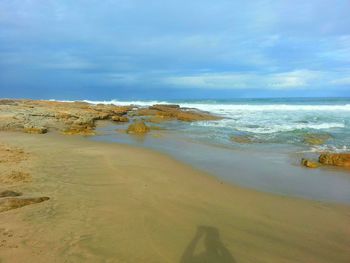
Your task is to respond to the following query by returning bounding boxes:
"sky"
[0,0,350,100]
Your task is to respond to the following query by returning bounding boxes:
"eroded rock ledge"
[0,99,220,135]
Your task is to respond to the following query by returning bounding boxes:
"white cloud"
[267,70,322,88]
[163,70,326,89]
[330,77,350,86]
[165,73,250,89]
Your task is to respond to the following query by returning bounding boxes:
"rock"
[135,104,221,122]
[231,135,253,144]
[0,99,17,105]
[319,153,350,168]
[111,116,129,122]
[0,190,22,198]
[126,121,150,134]
[62,128,96,136]
[150,104,180,110]
[0,197,49,213]
[303,134,332,145]
[24,125,48,134]
[147,116,174,123]
[301,158,320,168]
[0,99,133,135]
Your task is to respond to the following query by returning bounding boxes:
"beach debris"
[319,153,350,168]
[303,133,332,145]
[301,158,321,168]
[0,190,22,198]
[127,121,150,134]
[0,197,49,213]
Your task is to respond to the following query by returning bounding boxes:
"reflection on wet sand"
[181,226,235,263]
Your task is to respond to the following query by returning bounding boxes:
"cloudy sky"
[0,0,350,99]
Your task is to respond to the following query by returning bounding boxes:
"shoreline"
[93,121,350,204]
[0,131,350,262]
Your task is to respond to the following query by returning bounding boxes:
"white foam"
[49,99,350,113]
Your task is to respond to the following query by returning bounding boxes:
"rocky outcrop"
[0,197,49,213]
[319,153,350,168]
[126,121,150,134]
[135,104,220,122]
[0,99,133,135]
[301,158,320,168]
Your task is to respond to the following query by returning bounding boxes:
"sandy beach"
[0,130,349,263]
[2,0,350,261]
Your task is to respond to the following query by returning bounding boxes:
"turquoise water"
[82,97,350,153]
[57,97,350,203]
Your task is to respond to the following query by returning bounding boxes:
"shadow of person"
[180,226,236,263]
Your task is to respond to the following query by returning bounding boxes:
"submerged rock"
[127,121,150,134]
[0,190,22,198]
[62,128,96,136]
[319,153,350,168]
[0,197,49,213]
[231,135,254,144]
[303,134,332,145]
[301,158,320,168]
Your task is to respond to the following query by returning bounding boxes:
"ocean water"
[80,97,350,153]
[55,97,350,203]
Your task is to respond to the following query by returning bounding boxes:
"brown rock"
[150,104,180,110]
[24,125,48,134]
[301,158,320,168]
[126,121,150,134]
[111,116,129,122]
[62,128,96,136]
[148,116,174,123]
[319,153,350,168]
[0,99,133,135]
[0,197,49,213]
[135,104,221,122]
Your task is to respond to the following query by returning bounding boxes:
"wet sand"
[0,131,349,263]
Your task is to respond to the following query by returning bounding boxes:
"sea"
[57,97,350,203]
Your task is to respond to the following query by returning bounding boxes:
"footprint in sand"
[0,190,22,198]
[0,196,50,213]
